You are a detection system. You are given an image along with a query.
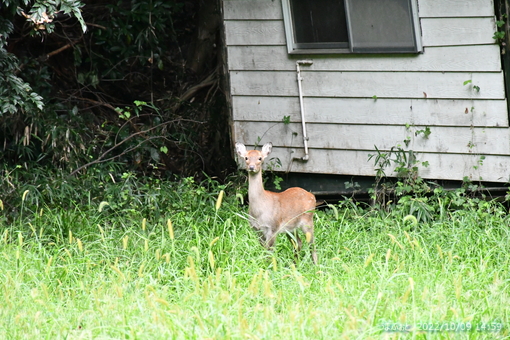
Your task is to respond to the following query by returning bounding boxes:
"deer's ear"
[261,142,272,158]
[235,142,247,157]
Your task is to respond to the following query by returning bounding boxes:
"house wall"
[223,0,510,183]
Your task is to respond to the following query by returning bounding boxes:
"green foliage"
[0,64,44,114]
[368,145,428,188]
[0,0,86,112]
[87,1,180,80]
[272,174,284,190]
[367,132,497,224]
[1,0,231,178]
[0,163,235,223]
[0,0,86,166]
[18,0,86,34]
[0,174,509,338]
[415,126,431,138]
[368,127,439,222]
[493,15,506,44]
[463,79,481,92]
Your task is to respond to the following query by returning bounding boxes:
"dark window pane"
[290,0,348,44]
[346,0,417,52]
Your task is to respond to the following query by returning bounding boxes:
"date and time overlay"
[379,321,504,333]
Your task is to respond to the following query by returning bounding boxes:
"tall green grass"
[0,172,509,339]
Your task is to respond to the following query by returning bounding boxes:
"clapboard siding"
[224,18,496,47]
[421,17,496,47]
[223,0,494,20]
[232,97,509,128]
[224,20,285,46]
[223,0,510,183]
[418,0,494,18]
[227,45,502,72]
[223,0,283,20]
[230,71,505,100]
[252,147,510,183]
[234,122,510,155]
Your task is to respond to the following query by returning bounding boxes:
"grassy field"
[0,173,509,339]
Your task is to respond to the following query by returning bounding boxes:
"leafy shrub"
[1,0,233,179]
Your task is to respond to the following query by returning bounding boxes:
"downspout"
[295,60,313,161]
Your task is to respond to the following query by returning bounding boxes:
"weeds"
[0,170,509,338]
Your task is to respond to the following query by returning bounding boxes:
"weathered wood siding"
[223,0,510,183]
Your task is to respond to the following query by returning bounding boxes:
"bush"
[1,0,234,179]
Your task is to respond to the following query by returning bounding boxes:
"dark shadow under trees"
[0,0,235,180]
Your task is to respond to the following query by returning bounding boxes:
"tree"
[0,0,234,178]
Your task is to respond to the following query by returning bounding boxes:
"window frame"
[281,0,423,55]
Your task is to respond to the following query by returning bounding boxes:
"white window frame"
[281,0,423,55]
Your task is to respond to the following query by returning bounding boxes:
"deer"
[235,142,318,264]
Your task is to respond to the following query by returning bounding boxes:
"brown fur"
[236,142,317,264]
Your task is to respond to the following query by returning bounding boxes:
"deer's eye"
[245,157,248,160]
[258,157,262,161]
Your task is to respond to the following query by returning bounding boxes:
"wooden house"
[222,0,510,194]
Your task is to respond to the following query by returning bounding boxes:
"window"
[282,0,422,54]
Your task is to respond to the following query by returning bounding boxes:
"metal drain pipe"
[295,60,313,161]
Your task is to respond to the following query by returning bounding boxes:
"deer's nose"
[248,165,255,171]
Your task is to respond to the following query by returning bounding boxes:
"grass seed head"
[364,253,375,268]
[110,265,125,282]
[305,231,312,243]
[436,244,443,258]
[138,262,145,277]
[208,250,215,270]
[64,248,72,258]
[22,190,29,202]
[403,214,418,225]
[209,237,219,247]
[98,201,109,212]
[2,229,8,244]
[215,190,224,211]
[17,232,23,247]
[45,256,54,274]
[76,238,83,252]
[235,192,244,205]
[167,219,174,240]
[387,233,404,250]
[272,256,278,271]
[97,224,106,242]
[327,203,339,220]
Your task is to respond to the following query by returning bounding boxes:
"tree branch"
[69,118,202,176]
[35,40,81,63]
[172,67,218,112]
